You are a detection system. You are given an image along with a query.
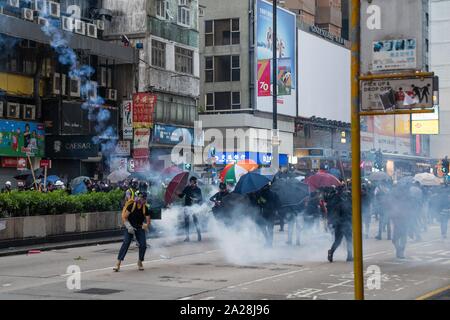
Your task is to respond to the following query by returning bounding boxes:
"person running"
[178,177,203,242]
[113,191,151,272]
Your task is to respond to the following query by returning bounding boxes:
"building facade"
[103,0,200,171]
[0,0,136,185]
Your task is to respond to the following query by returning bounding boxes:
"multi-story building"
[0,0,136,185]
[103,0,200,171]
[430,0,450,160]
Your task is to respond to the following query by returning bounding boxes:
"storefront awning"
[0,14,137,64]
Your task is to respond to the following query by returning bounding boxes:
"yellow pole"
[351,0,364,300]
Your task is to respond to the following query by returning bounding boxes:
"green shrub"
[0,189,126,217]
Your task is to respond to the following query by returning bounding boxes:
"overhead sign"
[45,135,99,159]
[372,39,417,71]
[133,93,156,129]
[122,100,133,140]
[361,76,434,111]
[213,151,288,166]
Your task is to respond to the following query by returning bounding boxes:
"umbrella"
[233,172,271,194]
[70,176,90,189]
[236,159,259,171]
[46,175,61,184]
[253,167,278,181]
[72,182,88,195]
[14,168,43,181]
[304,172,342,192]
[164,172,189,206]
[271,178,310,208]
[220,164,249,184]
[413,173,441,186]
[329,168,342,179]
[107,170,131,184]
[368,171,391,182]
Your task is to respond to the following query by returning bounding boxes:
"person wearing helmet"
[178,176,203,242]
[125,178,139,201]
[210,182,229,209]
[2,181,12,193]
[114,191,151,272]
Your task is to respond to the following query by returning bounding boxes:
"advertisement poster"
[114,141,131,157]
[372,39,417,71]
[122,100,133,140]
[153,124,193,146]
[133,93,156,129]
[0,120,45,157]
[412,106,440,135]
[255,0,296,116]
[133,128,150,159]
[133,158,150,173]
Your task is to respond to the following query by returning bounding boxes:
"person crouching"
[113,191,151,272]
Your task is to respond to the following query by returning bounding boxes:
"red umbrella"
[304,172,342,192]
[164,172,189,206]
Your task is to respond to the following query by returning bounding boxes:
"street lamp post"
[271,0,280,171]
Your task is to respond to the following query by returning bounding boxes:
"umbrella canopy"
[271,178,310,208]
[70,176,90,189]
[233,172,271,194]
[72,182,88,195]
[368,171,391,182]
[164,172,189,206]
[14,168,43,181]
[46,175,61,184]
[236,159,259,172]
[220,164,249,184]
[107,170,131,184]
[414,173,441,186]
[304,172,341,192]
[328,168,342,179]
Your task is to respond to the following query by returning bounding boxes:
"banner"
[255,0,296,117]
[133,93,156,129]
[133,128,150,159]
[0,120,45,157]
[122,100,133,140]
[153,124,193,145]
[372,39,417,71]
[114,141,131,157]
[45,135,99,159]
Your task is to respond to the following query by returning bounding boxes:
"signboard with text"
[133,93,156,129]
[114,141,131,157]
[122,100,133,140]
[133,128,150,159]
[0,120,45,157]
[372,39,417,72]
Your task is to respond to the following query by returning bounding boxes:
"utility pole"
[350,0,364,300]
[271,0,280,170]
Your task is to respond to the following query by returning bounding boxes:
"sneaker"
[197,233,202,242]
[327,250,333,263]
[346,256,354,262]
[137,261,144,271]
[113,261,121,272]
[184,237,190,242]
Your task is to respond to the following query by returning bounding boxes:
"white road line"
[179,297,193,300]
[202,297,215,300]
[227,268,310,290]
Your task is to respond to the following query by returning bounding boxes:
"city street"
[0,223,448,300]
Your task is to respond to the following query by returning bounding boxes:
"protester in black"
[179,177,203,242]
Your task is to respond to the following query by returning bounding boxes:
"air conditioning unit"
[96,19,105,31]
[178,0,189,7]
[87,81,98,101]
[69,77,81,97]
[74,20,86,35]
[62,16,75,32]
[0,101,4,117]
[23,105,36,120]
[36,17,49,27]
[107,89,118,101]
[87,23,97,38]
[32,0,45,12]
[98,67,107,87]
[48,1,60,18]
[22,8,34,21]
[8,0,20,8]
[52,73,67,95]
[7,103,20,119]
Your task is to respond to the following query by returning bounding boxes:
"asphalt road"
[0,221,449,300]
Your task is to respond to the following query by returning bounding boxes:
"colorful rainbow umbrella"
[220,162,258,184]
[236,159,259,172]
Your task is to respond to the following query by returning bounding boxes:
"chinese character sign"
[133,93,156,129]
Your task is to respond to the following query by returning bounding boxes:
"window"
[215,56,231,82]
[156,0,169,20]
[232,92,240,109]
[175,46,193,74]
[205,57,213,83]
[178,5,191,27]
[231,55,240,81]
[214,19,231,45]
[231,19,240,45]
[151,40,166,69]
[206,93,214,111]
[205,20,214,46]
[215,92,231,110]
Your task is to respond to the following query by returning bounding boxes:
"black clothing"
[126,203,149,229]
[179,186,203,207]
[210,191,230,205]
[327,190,353,260]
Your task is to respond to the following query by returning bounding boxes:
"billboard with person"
[255,0,296,117]
[0,120,45,157]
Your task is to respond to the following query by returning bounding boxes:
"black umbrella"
[14,168,44,181]
[271,178,310,208]
[233,172,271,194]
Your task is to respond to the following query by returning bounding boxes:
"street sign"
[361,76,434,112]
[40,160,52,169]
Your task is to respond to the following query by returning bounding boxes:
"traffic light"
[375,151,383,170]
[184,163,192,171]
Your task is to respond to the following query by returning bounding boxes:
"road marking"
[227,268,310,290]
[416,284,450,300]
[202,297,215,300]
[321,280,353,289]
[179,297,193,300]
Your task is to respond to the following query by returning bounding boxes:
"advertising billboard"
[45,135,99,159]
[133,128,151,159]
[0,120,45,157]
[372,39,417,72]
[214,151,288,166]
[122,100,133,140]
[412,106,440,135]
[255,0,296,117]
[297,30,351,122]
[133,93,156,129]
[153,124,194,146]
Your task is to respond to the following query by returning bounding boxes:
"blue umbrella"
[233,172,271,194]
[72,182,88,195]
[329,168,342,179]
[46,175,61,184]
